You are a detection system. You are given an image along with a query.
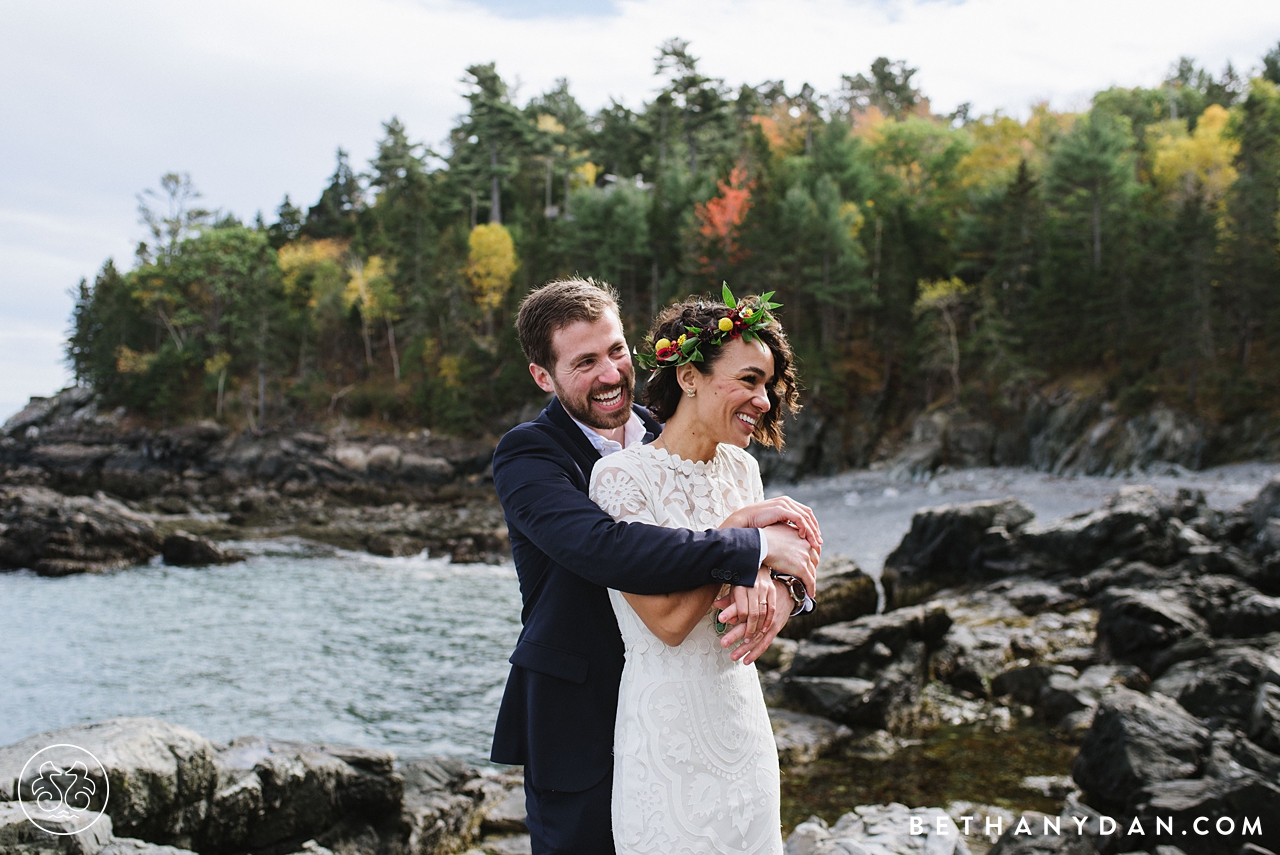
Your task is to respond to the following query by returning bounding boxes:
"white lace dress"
[589,443,783,855]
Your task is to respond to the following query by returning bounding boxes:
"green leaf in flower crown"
[685,326,703,335]
[742,331,756,344]
[680,336,699,353]
[722,282,736,306]
[759,291,775,304]
[691,349,704,362]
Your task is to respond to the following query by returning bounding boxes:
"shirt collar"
[570,409,647,457]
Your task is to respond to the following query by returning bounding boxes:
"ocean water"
[3,459,1276,761]
[0,540,522,761]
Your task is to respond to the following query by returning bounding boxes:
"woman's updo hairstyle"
[640,297,800,450]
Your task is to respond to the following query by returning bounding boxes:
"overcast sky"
[2,0,1278,421]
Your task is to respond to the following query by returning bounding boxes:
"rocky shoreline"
[5,476,1279,855]
[1,388,509,572]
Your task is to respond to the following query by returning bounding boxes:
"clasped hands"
[714,496,822,665]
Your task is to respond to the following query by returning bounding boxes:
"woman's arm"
[621,583,725,647]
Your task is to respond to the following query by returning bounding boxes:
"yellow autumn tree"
[1150,104,1240,214]
[467,223,518,314]
[344,255,402,380]
[915,277,972,406]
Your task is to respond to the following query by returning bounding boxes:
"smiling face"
[529,309,635,431]
[676,336,775,449]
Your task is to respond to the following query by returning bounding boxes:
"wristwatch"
[770,570,815,616]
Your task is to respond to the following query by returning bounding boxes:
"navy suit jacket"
[489,397,760,791]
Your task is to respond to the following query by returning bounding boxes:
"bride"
[588,288,810,854]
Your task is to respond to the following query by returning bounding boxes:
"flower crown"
[634,284,781,371]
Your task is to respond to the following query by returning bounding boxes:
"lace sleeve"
[589,456,659,525]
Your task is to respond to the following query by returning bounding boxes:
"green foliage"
[68,44,1280,436]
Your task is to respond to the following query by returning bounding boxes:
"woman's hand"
[714,565,777,662]
[720,496,823,548]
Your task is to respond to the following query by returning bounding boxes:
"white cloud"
[1,0,1277,409]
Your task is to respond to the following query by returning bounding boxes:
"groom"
[490,278,820,854]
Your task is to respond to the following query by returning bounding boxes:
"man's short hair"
[516,278,621,370]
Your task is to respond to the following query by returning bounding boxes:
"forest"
[66,40,1280,458]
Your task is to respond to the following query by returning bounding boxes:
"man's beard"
[558,374,635,430]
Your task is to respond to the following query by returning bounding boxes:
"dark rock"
[1019,487,1180,573]
[398,757,484,855]
[0,718,218,848]
[768,708,852,766]
[1072,686,1209,810]
[947,418,996,468]
[161,532,244,567]
[1248,682,1280,753]
[1135,775,1280,855]
[1250,476,1280,533]
[995,579,1082,616]
[790,605,951,678]
[399,454,453,486]
[1201,727,1280,781]
[786,641,927,730]
[932,624,1013,697]
[479,786,527,837]
[1152,648,1280,722]
[1186,574,1280,638]
[886,441,943,482]
[0,486,161,575]
[992,664,1079,707]
[779,555,878,640]
[1027,392,1103,473]
[884,499,1035,604]
[1094,588,1208,673]
[205,736,401,854]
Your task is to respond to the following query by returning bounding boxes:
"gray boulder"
[1250,476,1280,533]
[1152,648,1280,722]
[1072,687,1209,810]
[399,757,485,855]
[787,641,928,730]
[1248,682,1280,753]
[1019,487,1182,573]
[160,532,244,568]
[884,499,1035,605]
[784,804,969,855]
[1134,775,1280,855]
[0,487,160,575]
[1094,588,1207,673]
[204,737,400,854]
[790,605,951,679]
[768,708,852,766]
[0,719,218,847]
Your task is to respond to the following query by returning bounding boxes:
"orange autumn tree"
[694,165,754,277]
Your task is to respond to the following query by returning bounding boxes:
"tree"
[136,173,212,264]
[1221,79,1280,368]
[915,276,971,405]
[839,58,923,121]
[453,64,532,225]
[302,149,362,240]
[467,223,518,318]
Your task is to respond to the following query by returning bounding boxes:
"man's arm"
[494,425,760,594]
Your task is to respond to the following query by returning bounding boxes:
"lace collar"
[642,442,729,476]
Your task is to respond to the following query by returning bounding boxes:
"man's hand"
[714,577,793,664]
[720,497,823,548]
[761,523,819,598]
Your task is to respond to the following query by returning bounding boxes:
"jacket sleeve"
[493,426,759,594]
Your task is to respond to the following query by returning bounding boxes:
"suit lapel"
[545,398,602,478]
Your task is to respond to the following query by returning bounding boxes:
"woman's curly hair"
[641,297,800,450]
